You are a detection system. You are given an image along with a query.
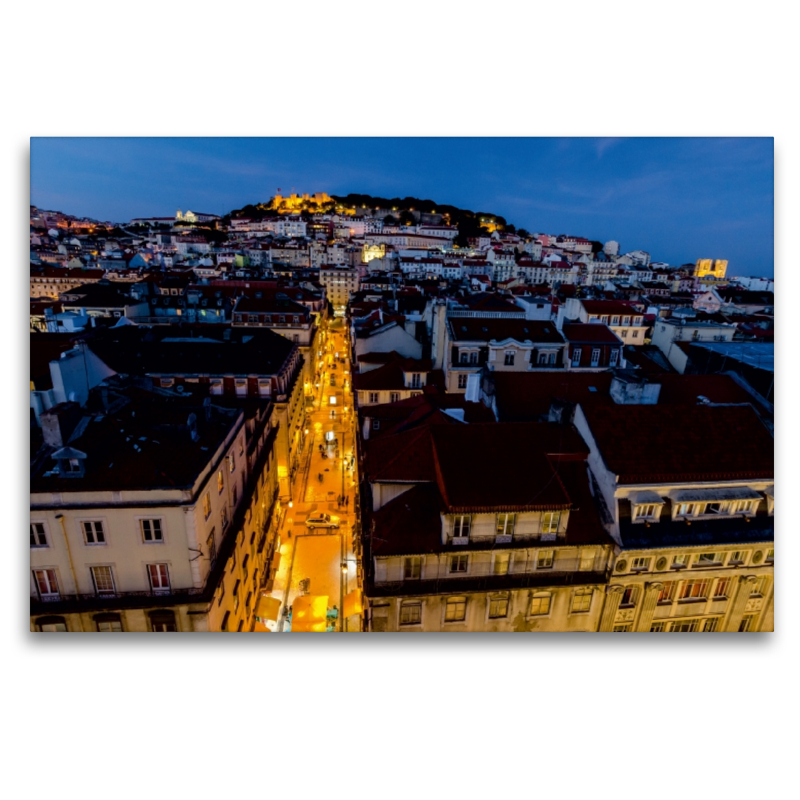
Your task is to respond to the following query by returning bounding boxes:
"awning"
[291,595,329,632]
[672,487,764,503]
[629,491,665,506]
[255,595,281,622]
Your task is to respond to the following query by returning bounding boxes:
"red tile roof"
[562,323,622,344]
[580,403,773,484]
[580,300,641,315]
[448,318,564,344]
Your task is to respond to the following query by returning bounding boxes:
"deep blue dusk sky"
[31,137,774,276]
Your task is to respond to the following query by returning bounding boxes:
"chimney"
[40,402,83,448]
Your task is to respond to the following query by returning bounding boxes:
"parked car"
[306,513,340,530]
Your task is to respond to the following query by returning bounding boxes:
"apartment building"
[319,266,359,313]
[361,422,615,632]
[30,387,282,632]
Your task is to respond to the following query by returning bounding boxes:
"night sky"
[31,137,774,276]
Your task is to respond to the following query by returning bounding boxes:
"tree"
[398,210,415,227]
[517,228,530,239]
[590,240,604,254]
[383,214,399,226]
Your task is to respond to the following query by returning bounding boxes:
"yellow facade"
[694,258,728,278]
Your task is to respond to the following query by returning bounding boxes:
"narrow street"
[268,316,361,632]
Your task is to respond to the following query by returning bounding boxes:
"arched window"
[36,615,67,632]
[149,610,178,632]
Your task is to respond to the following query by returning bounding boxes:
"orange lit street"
[267,317,361,631]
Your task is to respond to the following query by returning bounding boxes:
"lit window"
[678,580,710,601]
[634,504,659,522]
[493,552,510,576]
[202,493,211,520]
[713,577,733,598]
[750,576,769,598]
[217,471,224,493]
[33,568,60,600]
[728,551,747,565]
[400,602,422,626]
[488,594,509,619]
[541,511,561,537]
[766,548,774,563]
[229,454,236,473]
[207,530,217,567]
[529,592,551,616]
[444,596,467,622]
[496,513,515,537]
[650,622,666,632]
[631,556,650,572]
[571,588,593,614]
[671,554,689,569]
[148,563,171,594]
[657,582,676,604]
[537,550,554,569]
[620,586,639,607]
[675,503,695,517]
[738,615,756,632]
[669,619,700,632]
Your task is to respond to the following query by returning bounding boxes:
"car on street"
[306,513,340,530]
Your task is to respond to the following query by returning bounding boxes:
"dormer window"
[611,316,620,325]
[622,316,630,325]
[675,503,695,518]
[452,515,471,543]
[703,502,726,515]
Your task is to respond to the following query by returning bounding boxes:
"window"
[766,548,774,564]
[541,511,561,537]
[369,392,379,403]
[613,624,632,632]
[141,519,163,543]
[148,564,171,594]
[235,379,247,397]
[703,502,726,515]
[404,557,421,580]
[504,351,515,366]
[400,602,422,626]
[232,485,238,505]
[529,592,551,616]
[207,529,217,567]
[732,499,754,514]
[493,552,510,576]
[694,552,724,567]
[489,595,509,619]
[457,374,468,389]
[657,582,676,604]
[202,493,211,520]
[468,351,478,365]
[390,392,400,403]
[676,503,695,517]
[496,513,515,537]
[728,550,747,566]
[210,378,223,395]
[620,586,639,607]
[671,554,689,569]
[571,348,582,366]
[217,470,224,493]
[750,576,769,598]
[611,316,620,325]
[37,615,67,632]
[634,504,658,521]
[609,349,619,367]
[233,580,241,612]
[678,579,710,602]
[669,619,700,632]
[738,615,756,632]
[229,454,236,474]
[453,515,471,539]
[91,566,116,596]
[650,622,666,632]
[449,554,468,574]
[631,557,650,572]
[33,568,60,600]
[444,596,467,622]
[221,505,229,531]
[590,348,601,367]
[632,330,639,339]
[82,520,106,545]
[95,613,123,632]
[372,419,381,431]
[411,373,421,388]
[620,329,628,338]
[537,550,554,569]
[571,588,593,614]
[151,610,177,632]
[713,577,732,599]
[30,522,48,548]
